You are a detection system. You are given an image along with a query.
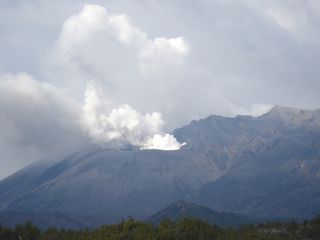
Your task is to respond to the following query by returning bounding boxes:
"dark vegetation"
[1,215,320,240]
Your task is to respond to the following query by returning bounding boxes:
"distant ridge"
[146,201,260,227]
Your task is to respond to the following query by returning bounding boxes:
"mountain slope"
[0,148,218,224]
[174,105,320,177]
[0,105,319,227]
[174,106,320,219]
[195,170,320,219]
[147,201,260,227]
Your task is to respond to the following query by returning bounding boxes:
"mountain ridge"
[0,105,319,227]
[146,200,261,227]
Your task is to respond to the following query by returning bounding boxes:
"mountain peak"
[259,105,320,127]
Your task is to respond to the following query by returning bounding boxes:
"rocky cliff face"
[174,106,320,179]
[175,106,320,219]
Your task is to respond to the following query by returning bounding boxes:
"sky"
[0,0,320,179]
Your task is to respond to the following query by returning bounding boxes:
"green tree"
[15,221,41,240]
[157,219,175,240]
[176,218,219,240]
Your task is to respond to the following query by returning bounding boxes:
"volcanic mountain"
[0,106,319,228]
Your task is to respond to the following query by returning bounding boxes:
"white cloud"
[55,3,189,61]
[57,4,147,52]
[47,4,190,97]
[108,14,147,45]
[138,37,190,76]
[81,82,184,150]
[58,5,109,51]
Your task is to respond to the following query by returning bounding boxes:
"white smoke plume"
[82,82,184,150]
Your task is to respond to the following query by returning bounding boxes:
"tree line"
[0,215,320,240]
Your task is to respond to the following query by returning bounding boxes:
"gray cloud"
[0,73,90,178]
[0,0,320,178]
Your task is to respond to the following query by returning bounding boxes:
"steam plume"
[82,82,184,150]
